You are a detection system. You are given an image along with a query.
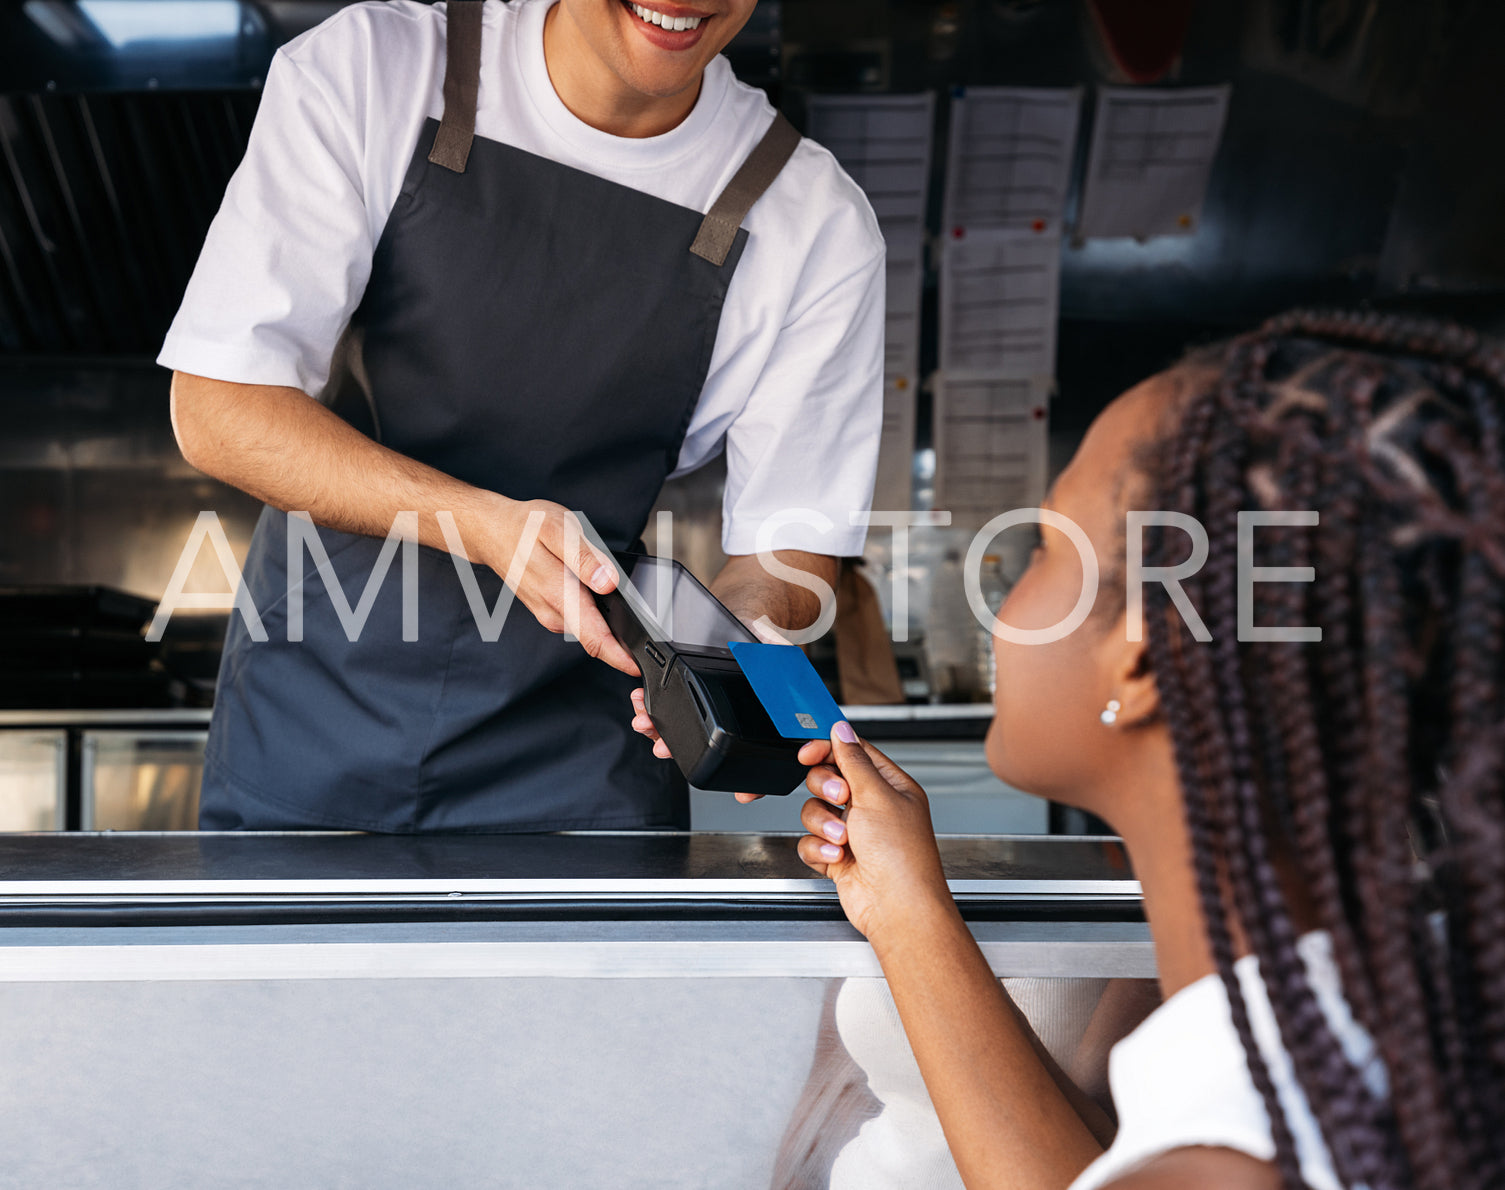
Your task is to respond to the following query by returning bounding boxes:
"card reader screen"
[616,554,758,652]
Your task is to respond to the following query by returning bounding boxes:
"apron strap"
[690,113,802,266]
[429,0,485,173]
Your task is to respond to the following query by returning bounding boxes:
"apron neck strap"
[690,113,802,266]
[429,0,485,173]
[428,0,802,251]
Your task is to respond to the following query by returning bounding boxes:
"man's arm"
[709,551,838,638]
[170,371,637,673]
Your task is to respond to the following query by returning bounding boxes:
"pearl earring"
[1100,699,1121,726]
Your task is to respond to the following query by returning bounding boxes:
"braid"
[1247,407,1400,1189]
[1148,537,1312,1190]
[1138,308,1505,1189]
[1143,341,1313,1187]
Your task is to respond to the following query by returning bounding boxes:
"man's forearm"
[170,371,504,560]
[710,552,837,635]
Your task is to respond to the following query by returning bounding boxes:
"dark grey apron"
[199,0,800,832]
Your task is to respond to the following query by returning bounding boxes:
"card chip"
[796,713,818,730]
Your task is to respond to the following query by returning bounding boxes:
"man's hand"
[478,498,638,676]
[627,551,836,800]
[170,372,638,674]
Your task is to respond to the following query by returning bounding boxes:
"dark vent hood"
[0,1,332,358]
[0,1,782,358]
[0,2,346,93]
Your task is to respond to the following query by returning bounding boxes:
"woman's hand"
[796,722,955,948]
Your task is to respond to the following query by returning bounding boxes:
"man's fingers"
[541,508,617,595]
[733,792,765,804]
[577,540,617,595]
[574,603,638,675]
[630,689,661,739]
[552,570,637,675]
[630,690,654,730]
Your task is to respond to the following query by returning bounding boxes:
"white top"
[1070,931,1388,1190]
[830,976,1109,1190]
[157,0,885,557]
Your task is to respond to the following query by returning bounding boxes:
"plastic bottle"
[974,554,1011,699]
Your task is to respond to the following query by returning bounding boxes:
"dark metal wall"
[0,358,263,594]
[782,0,1505,444]
[3,0,1503,362]
[0,92,258,355]
[1,0,1503,598]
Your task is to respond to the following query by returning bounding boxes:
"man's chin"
[615,58,705,102]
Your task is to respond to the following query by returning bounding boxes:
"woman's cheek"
[987,563,1099,793]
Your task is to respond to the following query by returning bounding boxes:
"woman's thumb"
[830,721,883,800]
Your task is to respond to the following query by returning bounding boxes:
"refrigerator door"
[82,730,207,831]
[0,731,65,831]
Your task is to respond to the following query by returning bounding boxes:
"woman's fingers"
[828,722,890,802]
[803,764,847,805]
[800,796,847,845]
[796,833,841,874]
[798,739,832,766]
[858,739,924,796]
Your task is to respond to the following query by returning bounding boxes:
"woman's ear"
[1096,613,1160,729]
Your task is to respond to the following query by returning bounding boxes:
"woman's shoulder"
[1071,932,1364,1190]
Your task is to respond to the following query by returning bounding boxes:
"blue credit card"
[728,641,845,740]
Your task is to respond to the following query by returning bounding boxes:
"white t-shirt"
[158,0,885,557]
[1070,931,1388,1190]
[831,976,1109,1190]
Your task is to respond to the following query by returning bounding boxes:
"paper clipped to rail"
[805,93,935,510]
[932,374,1052,530]
[942,86,1083,235]
[1078,84,1231,240]
[939,223,1062,380]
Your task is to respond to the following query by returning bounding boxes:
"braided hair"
[1134,310,1505,1190]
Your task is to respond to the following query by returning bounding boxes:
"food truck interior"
[0,2,1501,1187]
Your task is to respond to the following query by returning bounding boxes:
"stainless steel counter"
[0,833,1150,1189]
[0,830,1136,903]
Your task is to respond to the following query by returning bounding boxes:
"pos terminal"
[595,551,840,797]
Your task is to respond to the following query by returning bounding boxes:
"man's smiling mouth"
[625,1,705,30]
